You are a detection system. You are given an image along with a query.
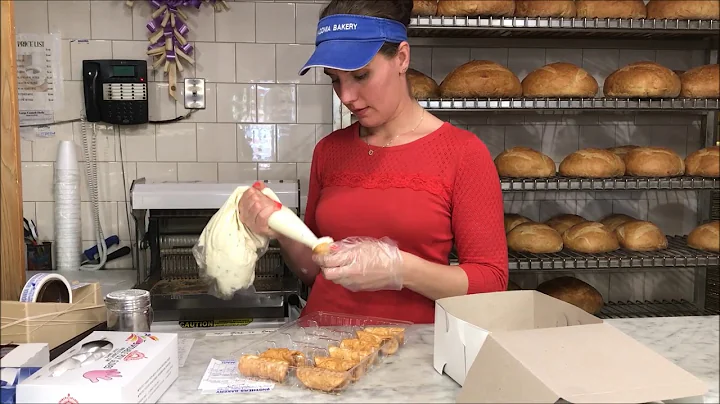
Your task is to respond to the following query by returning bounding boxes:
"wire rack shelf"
[418,97,720,111]
[500,176,720,192]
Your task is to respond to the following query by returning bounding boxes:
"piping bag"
[267,206,334,255]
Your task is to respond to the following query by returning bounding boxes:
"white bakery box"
[434,291,708,403]
[15,331,178,404]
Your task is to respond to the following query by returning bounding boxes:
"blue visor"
[298,14,408,76]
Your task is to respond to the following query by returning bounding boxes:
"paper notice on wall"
[16,33,64,126]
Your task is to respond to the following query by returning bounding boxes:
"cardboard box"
[434,291,708,403]
[1,283,105,350]
[16,331,178,404]
[0,344,49,368]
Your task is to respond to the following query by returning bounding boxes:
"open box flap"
[436,291,602,331]
[458,323,708,403]
[434,291,601,387]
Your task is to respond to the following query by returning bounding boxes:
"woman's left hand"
[312,237,404,292]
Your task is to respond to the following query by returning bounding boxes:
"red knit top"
[300,122,508,324]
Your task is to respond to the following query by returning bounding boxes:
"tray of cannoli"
[231,311,413,394]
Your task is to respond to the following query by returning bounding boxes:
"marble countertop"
[154,315,720,403]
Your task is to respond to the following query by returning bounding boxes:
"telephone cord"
[79,113,108,270]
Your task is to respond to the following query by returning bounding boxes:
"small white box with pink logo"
[15,331,178,404]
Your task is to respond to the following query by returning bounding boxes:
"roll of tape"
[19,273,73,304]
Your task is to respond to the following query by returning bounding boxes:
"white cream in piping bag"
[267,206,334,253]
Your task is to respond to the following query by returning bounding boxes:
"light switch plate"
[184,78,206,109]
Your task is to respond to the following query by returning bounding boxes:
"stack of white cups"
[54,140,82,271]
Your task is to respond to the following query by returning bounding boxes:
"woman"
[239,0,507,324]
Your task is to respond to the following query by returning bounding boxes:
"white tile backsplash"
[257,84,297,123]
[195,42,237,83]
[155,124,197,162]
[15,1,708,303]
[89,1,133,40]
[215,2,255,42]
[14,1,49,34]
[236,44,277,83]
[178,163,218,182]
[255,2,296,44]
[49,1,91,39]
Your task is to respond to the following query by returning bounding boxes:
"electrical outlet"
[184,78,206,110]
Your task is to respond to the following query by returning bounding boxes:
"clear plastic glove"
[312,237,404,292]
[237,181,282,239]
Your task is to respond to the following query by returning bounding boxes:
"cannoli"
[296,367,350,392]
[340,338,377,352]
[328,346,374,362]
[362,326,406,344]
[259,347,307,366]
[237,354,289,383]
[314,356,364,381]
[357,330,399,355]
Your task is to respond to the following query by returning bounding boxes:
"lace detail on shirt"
[324,171,451,198]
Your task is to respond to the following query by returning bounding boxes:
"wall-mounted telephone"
[82,59,149,125]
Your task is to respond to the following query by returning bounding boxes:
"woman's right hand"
[238,181,282,238]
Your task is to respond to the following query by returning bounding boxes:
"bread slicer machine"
[130,179,306,323]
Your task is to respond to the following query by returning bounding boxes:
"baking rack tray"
[418,97,720,111]
[508,236,719,270]
[409,16,720,40]
[230,311,413,394]
[598,299,720,318]
[500,176,720,191]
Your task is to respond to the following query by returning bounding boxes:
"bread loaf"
[685,146,720,178]
[603,61,681,98]
[437,0,515,16]
[515,0,575,17]
[624,147,685,177]
[600,213,637,232]
[615,220,668,251]
[494,147,556,178]
[407,68,440,99]
[607,145,639,163]
[412,0,438,15]
[687,221,720,252]
[439,61,522,98]
[536,276,604,315]
[646,0,720,20]
[576,0,646,18]
[680,64,720,98]
[559,148,626,178]
[507,223,563,253]
[545,214,587,235]
[563,222,620,253]
[505,213,533,233]
[521,63,598,98]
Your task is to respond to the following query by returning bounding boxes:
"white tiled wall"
[18,0,334,269]
[16,0,709,300]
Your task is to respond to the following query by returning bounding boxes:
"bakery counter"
[155,315,719,403]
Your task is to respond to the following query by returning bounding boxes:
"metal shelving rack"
[331,15,720,318]
[506,236,719,271]
[500,176,719,191]
[409,15,720,39]
[418,97,720,111]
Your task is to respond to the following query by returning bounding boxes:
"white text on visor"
[317,23,358,36]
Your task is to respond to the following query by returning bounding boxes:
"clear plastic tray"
[230,311,414,394]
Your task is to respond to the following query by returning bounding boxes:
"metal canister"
[104,289,153,332]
